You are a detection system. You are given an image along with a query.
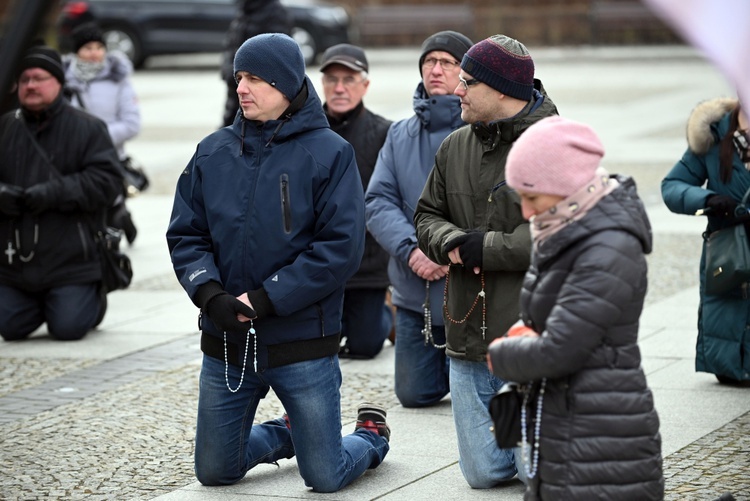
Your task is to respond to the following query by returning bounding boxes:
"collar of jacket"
[20,94,65,128]
[471,94,539,148]
[324,100,364,128]
[412,81,464,131]
[238,80,310,153]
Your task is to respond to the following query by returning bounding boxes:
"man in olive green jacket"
[414,34,558,489]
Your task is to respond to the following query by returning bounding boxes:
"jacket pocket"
[280,173,292,234]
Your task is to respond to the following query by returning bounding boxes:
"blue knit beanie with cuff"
[233,33,305,101]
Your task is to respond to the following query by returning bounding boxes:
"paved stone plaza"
[1,46,748,500]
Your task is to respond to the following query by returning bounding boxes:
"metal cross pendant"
[5,241,15,264]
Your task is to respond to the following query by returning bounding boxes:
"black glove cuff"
[194,281,225,310]
[444,233,469,253]
[247,288,274,319]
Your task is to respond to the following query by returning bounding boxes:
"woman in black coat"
[488,116,664,500]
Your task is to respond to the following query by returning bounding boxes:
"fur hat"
[17,44,65,85]
[506,116,605,198]
[418,30,473,73]
[72,22,106,53]
[233,33,304,101]
[461,34,534,101]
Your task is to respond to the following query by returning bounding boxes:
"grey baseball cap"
[319,44,368,72]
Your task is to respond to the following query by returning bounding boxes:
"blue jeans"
[394,308,449,407]
[195,354,389,492]
[450,358,525,488]
[0,283,101,341]
[341,288,392,358]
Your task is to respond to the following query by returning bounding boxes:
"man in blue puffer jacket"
[365,31,472,409]
[166,33,390,492]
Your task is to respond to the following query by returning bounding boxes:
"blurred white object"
[643,0,750,107]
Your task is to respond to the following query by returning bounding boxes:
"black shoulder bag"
[703,186,750,295]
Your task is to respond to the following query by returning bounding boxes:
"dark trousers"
[0,283,102,341]
[340,288,392,359]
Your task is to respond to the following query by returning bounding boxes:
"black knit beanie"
[461,34,534,101]
[418,30,473,73]
[72,22,106,53]
[233,33,305,101]
[17,45,65,85]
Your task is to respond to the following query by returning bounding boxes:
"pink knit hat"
[505,116,605,197]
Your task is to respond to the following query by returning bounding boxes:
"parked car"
[56,0,351,68]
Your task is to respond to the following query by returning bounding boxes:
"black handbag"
[488,382,523,449]
[704,187,750,295]
[93,225,133,293]
[121,156,150,196]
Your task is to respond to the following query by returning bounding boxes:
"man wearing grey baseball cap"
[320,44,393,360]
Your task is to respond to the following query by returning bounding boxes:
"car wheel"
[291,26,317,65]
[102,26,144,68]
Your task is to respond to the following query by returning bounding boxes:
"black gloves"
[24,181,61,215]
[0,184,24,217]
[444,231,484,270]
[205,292,257,333]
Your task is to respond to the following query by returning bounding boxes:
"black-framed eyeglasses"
[422,57,460,71]
[458,75,480,91]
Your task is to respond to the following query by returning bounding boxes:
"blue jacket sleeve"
[365,128,418,264]
[661,147,713,216]
[166,149,223,306]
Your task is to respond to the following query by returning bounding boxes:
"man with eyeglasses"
[319,44,393,360]
[0,44,123,341]
[414,34,558,489]
[365,31,471,407]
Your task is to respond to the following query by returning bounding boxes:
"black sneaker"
[354,403,390,442]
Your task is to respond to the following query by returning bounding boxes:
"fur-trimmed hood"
[686,97,738,155]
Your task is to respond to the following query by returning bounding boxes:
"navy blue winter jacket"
[167,78,365,369]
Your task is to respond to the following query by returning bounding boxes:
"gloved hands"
[444,231,484,270]
[0,183,24,217]
[24,182,61,215]
[205,292,257,333]
[705,194,739,219]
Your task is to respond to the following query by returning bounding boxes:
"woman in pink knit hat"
[487,116,664,500]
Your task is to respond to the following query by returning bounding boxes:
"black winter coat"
[0,96,123,291]
[489,177,664,500]
[220,0,292,82]
[326,102,392,289]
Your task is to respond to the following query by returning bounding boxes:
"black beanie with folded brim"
[418,31,473,73]
[17,45,65,85]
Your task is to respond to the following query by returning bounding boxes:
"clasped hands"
[205,292,257,332]
[705,194,750,222]
[0,182,61,217]
[409,248,448,281]
[444,230,484,274]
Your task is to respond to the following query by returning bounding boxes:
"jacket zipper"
[280,174,292,234]
[78,222,91,260]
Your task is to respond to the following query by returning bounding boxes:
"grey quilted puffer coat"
[489,176,664,500]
